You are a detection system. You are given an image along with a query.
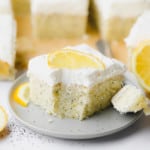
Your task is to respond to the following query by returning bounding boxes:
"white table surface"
[0,80,150,150]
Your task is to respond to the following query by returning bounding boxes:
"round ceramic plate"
[8,72,142,139]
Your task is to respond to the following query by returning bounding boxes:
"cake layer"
[125,11,150,48]
[101,17,137,42]
[29,74,124,120]
[0,14,16,80]
[32,15,87,38]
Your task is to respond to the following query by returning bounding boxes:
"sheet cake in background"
[90,0,150,42]
[31,0,89,39]
[0,1,17,80]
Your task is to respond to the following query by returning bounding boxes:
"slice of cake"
[0,0,12,14]
[0,14,17,80]
[31,0,89,39]
[91,0,150,42]
[27,45,125,120]
[112,84,147,114]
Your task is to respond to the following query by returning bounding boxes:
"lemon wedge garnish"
[13,83,30,107]
[48,49,105,69]
[0,106,8,132]
[132,40,150,92]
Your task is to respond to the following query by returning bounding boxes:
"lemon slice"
[48,49,105,69]
[13,83,30,107]
[0,106,8,132]
[132,41,150,92]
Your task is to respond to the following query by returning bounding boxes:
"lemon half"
[132,41,150,92]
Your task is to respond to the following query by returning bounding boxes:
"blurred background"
[11,0,132,69]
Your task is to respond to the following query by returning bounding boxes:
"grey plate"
[8,73,142,139]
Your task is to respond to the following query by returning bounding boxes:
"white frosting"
[31,0,89,15]
[125,11,150,48]
[27,45,125,86]
[94,0,150,19]
[0,0,12,13]
[0,14,16,66]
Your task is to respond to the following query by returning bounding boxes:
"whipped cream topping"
[0,0,12,13]
[31,0,89,16]
[125,11,150,48]
[94,0,150,19]
[0,14,16,66]
[28,45,125,86]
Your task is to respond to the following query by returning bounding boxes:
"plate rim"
[8,72,143,139]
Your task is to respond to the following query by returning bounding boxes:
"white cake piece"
[0,14,17,80]
[0,0,12,14]
[31,0,89,38]
[27,45,125,120]
[112,84,146,114]
[125,11,150,48]
[91,0,150,42]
